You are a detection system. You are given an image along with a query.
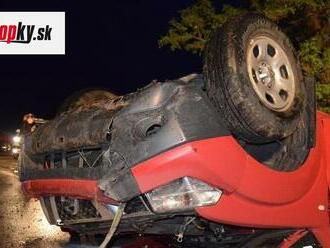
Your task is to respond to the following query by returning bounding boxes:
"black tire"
[204,13,306,143]
[243,104,309,171]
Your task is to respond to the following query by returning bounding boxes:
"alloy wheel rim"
[247,35,295,112]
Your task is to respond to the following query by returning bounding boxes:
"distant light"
[13,136,21,143]
[12,148,19,154]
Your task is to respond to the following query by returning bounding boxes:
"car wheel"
[204,13,306,143]
[243,106,310,171]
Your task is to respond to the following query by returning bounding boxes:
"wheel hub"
[246,35,296,112]
[256,62,275,88]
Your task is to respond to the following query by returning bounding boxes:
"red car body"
[22,111,330,247]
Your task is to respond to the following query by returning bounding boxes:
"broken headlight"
[145,177,222,213]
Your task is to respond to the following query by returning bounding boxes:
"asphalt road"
[0,155,72,248]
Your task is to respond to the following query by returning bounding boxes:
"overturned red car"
[20,14,329,247]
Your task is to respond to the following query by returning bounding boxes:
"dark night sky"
[0,1,244,135]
